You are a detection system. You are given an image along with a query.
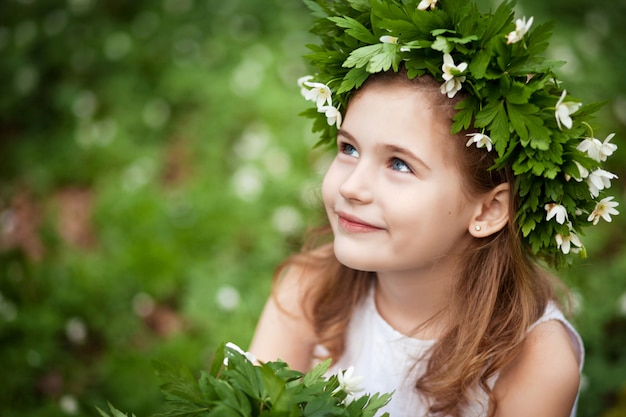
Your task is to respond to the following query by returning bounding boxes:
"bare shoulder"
[493,319,581,417]
[248,246,330,371]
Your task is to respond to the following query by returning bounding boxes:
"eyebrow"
[338,128,432,172]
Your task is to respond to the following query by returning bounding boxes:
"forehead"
[344,81,458,168]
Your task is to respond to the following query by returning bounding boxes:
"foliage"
[98,343,392,417]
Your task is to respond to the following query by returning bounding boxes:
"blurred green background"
[0,0,624,416]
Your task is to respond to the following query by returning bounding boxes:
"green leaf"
[491,103,511,154]
[153,400,210,417]
[198,372,219,402]
[506,102,532,141]
[258,363,288,408]
[528,123,553,151]
[480,0,515,45]
[431,28,456,37]
[506,81,533,105]
[152,361,206,406]
[343,43,385,69]
[370,0,407,22]
[210,343,226,377]
[302,0,326,19]
[327,16,377,44]
[366,43,402,72]
[526,21,556,57]
[521,218,537,237]
[302,358,332,387]
[347,0,371,13]
[206,403,245,417]
[303,395,342,417]
[469,47,492,79]
[451,96,478,134]
[431,36,452,53]
[212,378,250,416]
[96,403,137,417]
[475,100,503,128]
[338,67,369,93]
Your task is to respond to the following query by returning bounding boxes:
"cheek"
[321,160,339,206]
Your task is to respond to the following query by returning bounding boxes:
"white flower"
[417,0,438,10]
[305,83,333,109]
[440,53,468,98]
[298,75,332,109]
[320,105,342,128]
[577,133,618,162]
[573,161,589,181]
[565,161,590,182]
[224,342,257,366]
[587,196,619,225]
[333,366,365,404]
[297,75,314,97]
[506,16,534,44]
[545,203,568,225]
[555,231,583,255]
[555,90,581,130]
[466,133,493,152]
[379,35,398,44]
[587,169,618,198]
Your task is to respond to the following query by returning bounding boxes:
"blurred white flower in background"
[0,292,17,322]
[263,147,291,178]
[104,32,132,60]
[132,292,156,318]
[618,292,626,316]
[43,10,69,37]
[231,165,264,202]
[72,90,98,119]
[122,157,157,192]
[143,98,171,129]
[570,290,584,316]
[216,285,240,311]
[272,206,302,236]
[68,0,95,15]
[234,123,270,161]
[65,317,87,345]
[59,394,79,415]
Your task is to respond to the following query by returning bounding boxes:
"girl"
[249,1,617,416]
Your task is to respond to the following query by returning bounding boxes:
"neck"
[374,261,460,339]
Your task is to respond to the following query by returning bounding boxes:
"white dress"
[325,288,584,417]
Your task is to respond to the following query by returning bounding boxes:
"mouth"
[336,211,384,233]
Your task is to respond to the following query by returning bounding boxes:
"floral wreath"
[297,0,619,269]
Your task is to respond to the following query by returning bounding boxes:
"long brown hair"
[274,72,564,416]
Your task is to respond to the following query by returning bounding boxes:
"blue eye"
[340,142,360,158]
[391,158,412,173]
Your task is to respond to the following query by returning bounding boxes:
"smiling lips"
[336,211,385,233]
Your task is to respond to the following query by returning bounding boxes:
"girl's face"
[322,80,480,276]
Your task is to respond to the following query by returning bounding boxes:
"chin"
[332,242,379,272]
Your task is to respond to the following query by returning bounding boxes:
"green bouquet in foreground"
[98,343,392,417]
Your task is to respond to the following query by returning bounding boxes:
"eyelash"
[339,142,359,157]
[391,158,413,173]
[339,141,414,174]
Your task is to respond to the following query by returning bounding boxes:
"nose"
[338,161,374,204]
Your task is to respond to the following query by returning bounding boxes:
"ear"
[469,183,510,238]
